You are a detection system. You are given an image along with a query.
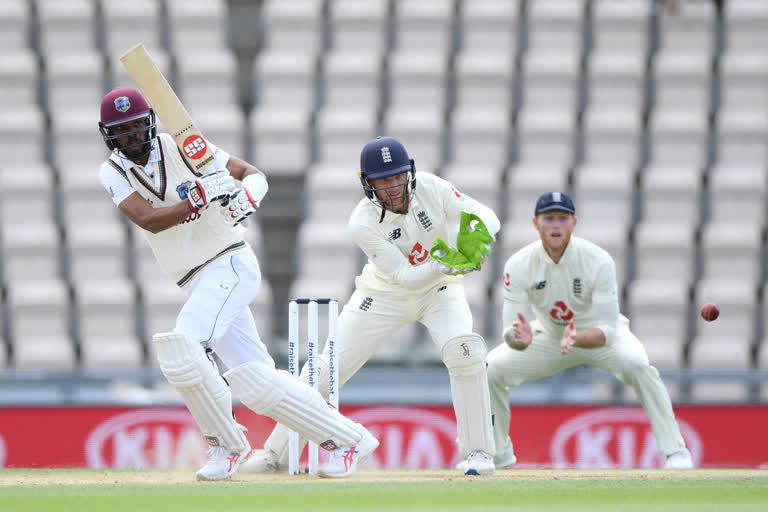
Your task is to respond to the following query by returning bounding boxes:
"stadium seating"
[0,0,762,403]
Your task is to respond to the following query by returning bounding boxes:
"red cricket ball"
[700,303,719,322]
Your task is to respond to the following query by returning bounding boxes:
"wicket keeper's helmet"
[358,136,416,201]
[98,87,156,158]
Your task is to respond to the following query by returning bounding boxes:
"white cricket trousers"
[486,323,686,458]
[175,248,274,370]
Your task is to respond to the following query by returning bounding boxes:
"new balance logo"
[359,296,373,311]
[532,280,547,290]
[388,228,402,241]
[381,147,392,163]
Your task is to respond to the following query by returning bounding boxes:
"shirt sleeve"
[349,221,441,288]
[502,256,530,331]
[203,141,230,175]
[99,163,135,206]
[591,259,620,345]
[440,177,501,238]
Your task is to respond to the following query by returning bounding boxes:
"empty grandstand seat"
[448,107,510,167]
[328,0,389,53]
[591,0,650,53]
[521,50,581,112]
[314,107,378,170]
[639,164,702,225]
[454,51,515,111]
[459,0,520,55]
[572,164,635,229]
[76,278,143,369]
[581,107,643,167]
[715,108,768,166]
[652,51,712,113]
[633,221,697,284]
[504,164,569,222]
[440,163,504,216]
[322,50,383,109]
[177,49,239,110]
[387,49,450,112]
[7,277,76,369]
[188,106,246,158]
[647,109,709,167]
[254,49,317,111]
[626,277,689,369]
[707,165,767,223]
[37,0,97,55]
[0,106,45,165]
[700,221,763,281]
[66,221,130,282]
[381,107,444,172]
[718,52,768,114]
[515,107,576,166]
[100,0,163,59]
[109,48,171,89]
[0,50,38,108]
[166,0,229,53]
[688,278,756,401]
[526,0,586,54]
[0,0,30,51]
[45,50,105,111]
[657,0,716,55]
[249,106,311,176]
[587,50,646,113]
[294,219,362,287]
[261,0,324,54]
[393,0,453,54]
[724,0,768,52]
[304,163,365,221]
[0,219,61,281]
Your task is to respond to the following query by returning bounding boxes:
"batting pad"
[441,334,495,459]
[225,362,362,449]
[153,332,249,452]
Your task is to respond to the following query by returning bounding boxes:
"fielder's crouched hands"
[429,259,479,276]
[504,313,532,350]
[187,169,236,213]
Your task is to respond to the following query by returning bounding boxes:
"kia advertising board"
[0,405,764,468]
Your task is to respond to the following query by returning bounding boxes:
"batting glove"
[187,169,235,213]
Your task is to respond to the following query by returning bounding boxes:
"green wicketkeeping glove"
[429,212,494,272]
[456,212,494,265]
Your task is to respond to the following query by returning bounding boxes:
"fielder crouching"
[97,87,378,480]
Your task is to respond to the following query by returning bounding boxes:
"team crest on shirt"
[417,211,433,231]
[176,181,191,200]
[114,96,131,112]
[573,278,582,297]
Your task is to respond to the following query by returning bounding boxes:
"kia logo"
[0,433,6,468]
[86,409,207,469]
[550,408,702,468]
[350,407,459,469]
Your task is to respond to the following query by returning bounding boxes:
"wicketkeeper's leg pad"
[153,332,249,452]
[441,334,496,459]
[224,361,362,450]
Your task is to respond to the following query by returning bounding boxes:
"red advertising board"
[0,405,765,469]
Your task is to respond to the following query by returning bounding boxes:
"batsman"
[245,136,500,475]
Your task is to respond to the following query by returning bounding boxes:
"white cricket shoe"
[195,444,252,481]
[456,444,516,472]
[238,448,281,474]
[460,451,495,476]
[664,448,694,470]
[318,427,379,478]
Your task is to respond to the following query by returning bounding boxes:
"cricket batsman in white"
[97,87,378,480]
[485,192,694,470]
[244,136,500,475]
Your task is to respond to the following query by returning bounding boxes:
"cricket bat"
[120,43,216,174]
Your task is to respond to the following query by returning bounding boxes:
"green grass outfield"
[0,469,766,511]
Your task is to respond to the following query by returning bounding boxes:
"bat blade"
[120,43,215,173]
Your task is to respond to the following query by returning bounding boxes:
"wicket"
[287,298,339,475]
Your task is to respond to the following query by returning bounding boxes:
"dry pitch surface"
[0,468,765,485]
